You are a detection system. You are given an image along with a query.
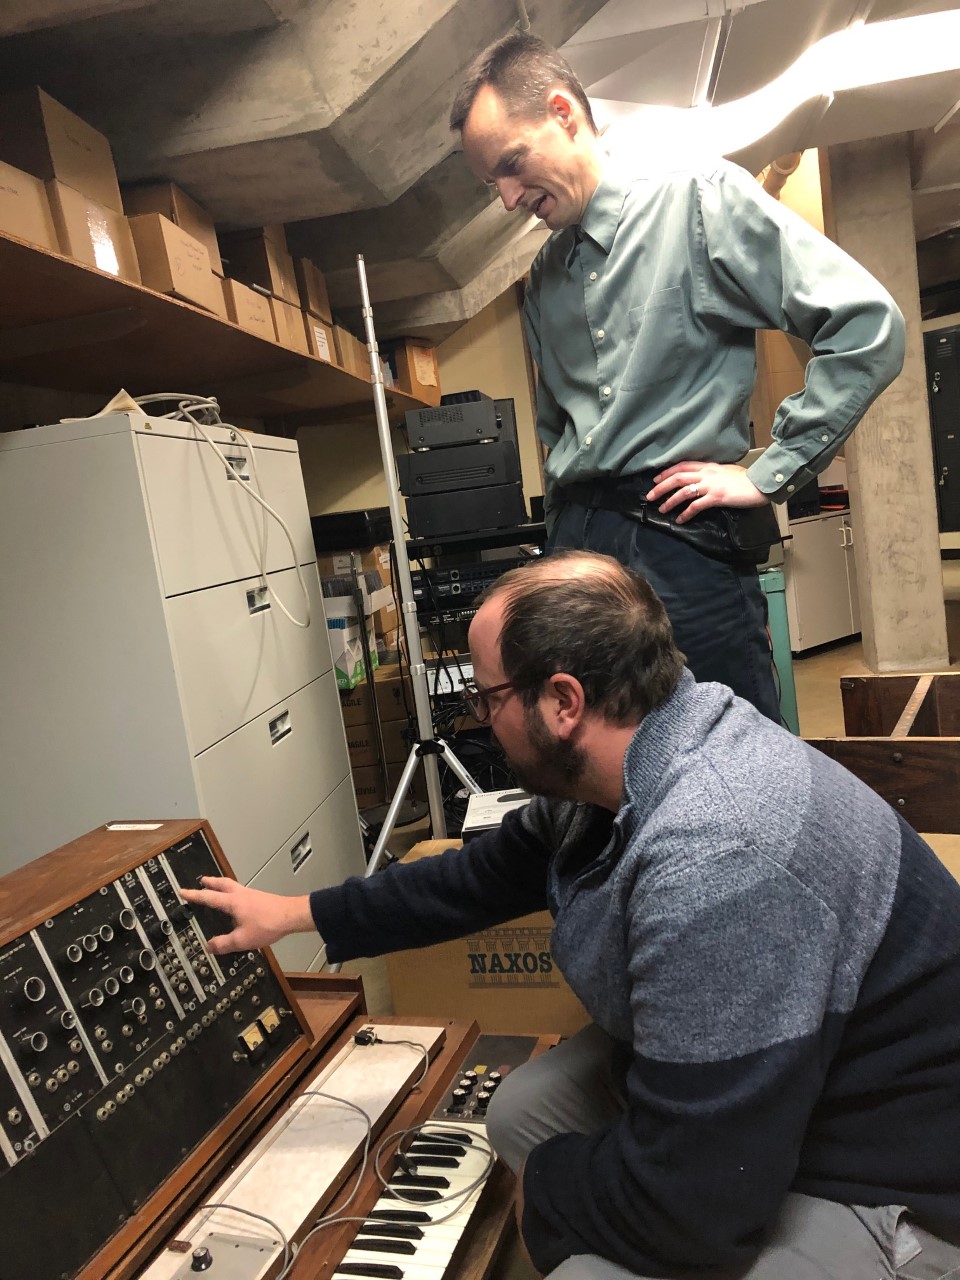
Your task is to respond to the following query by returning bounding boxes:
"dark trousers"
[548,498,781,724]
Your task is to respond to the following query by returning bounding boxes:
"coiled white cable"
[135,393,311,628]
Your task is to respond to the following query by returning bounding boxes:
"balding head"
[472,550,684,726]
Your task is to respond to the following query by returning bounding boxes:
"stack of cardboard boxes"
[318,542,399,691]
[339,664,423,810]
[0,84,442,395]
[0,86,140,284]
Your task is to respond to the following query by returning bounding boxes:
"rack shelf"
[0,230,426,423]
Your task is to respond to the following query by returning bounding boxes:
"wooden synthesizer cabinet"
[0,819,552,1280]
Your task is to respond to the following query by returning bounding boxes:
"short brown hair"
[482,551,684,724]
[449,32,598,135]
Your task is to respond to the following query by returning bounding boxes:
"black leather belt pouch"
[559,482,781,567]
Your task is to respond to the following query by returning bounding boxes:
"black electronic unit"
[786,477,821,519]
[405,392,519,451]
[410,556,533,612]
[925,325,960,532]
[310,507,393,553]
[406,392,500,449]
[398,440,521,496]
[406,483,528,538]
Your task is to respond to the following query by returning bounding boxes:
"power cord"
[134,392,312,628]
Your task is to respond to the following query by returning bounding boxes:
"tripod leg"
[363,747,426,879]
[434,739,485,795]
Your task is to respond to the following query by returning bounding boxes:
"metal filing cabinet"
[0,411,364,971]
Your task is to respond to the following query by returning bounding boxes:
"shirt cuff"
[745,447,817,504]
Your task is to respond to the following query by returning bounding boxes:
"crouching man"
[183,550,960,1280]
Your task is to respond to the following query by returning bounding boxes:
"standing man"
[182,551,960,1279]
[448,34,906,721]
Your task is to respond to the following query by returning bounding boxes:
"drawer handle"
[246,585,271,615]
[224,453,250,482]
[269,711,292,745]
[290,832,313,872]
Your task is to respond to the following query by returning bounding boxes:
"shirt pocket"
[621,286,684,391]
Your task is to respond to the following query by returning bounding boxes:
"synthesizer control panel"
[0,821,308,1280]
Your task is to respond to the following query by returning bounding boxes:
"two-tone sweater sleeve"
[697,161,905,504]
[519,845,850,1274]
[309,803,553,963]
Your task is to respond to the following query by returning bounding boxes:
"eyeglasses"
[461,678,518,723]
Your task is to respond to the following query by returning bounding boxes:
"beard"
[495,703,587,801]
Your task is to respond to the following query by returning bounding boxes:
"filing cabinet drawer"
[138,432,314,596]
[252,778,365,972]
[195,673,350,883]
[167,564,330,753]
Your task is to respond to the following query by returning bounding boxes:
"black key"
[368,1210,431,1223]
[407,1152,468,1162]
[390,1173,450,1189]
[422,1129,473,1144]
[382,1188,442,1203]
[335,1266,404,1279]
[352,1239,417,1256]
[407,1156,460,1169]
[358,1224,425,1241]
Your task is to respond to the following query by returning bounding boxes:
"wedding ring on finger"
[692,483,701,499]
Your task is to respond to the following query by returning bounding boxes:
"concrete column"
[821,135,949,672]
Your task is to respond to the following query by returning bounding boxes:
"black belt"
[555,478,780,567]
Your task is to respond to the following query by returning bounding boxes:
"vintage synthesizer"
[0,819,552,1280]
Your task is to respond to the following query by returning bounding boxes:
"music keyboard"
[336,1122,493,1280]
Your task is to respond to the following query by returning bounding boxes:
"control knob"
[475,1090,492,1112]
[23,976,46,1003]
[457,1077,474,1092]
[449,1088,468,1111]
[122,997,146,1017]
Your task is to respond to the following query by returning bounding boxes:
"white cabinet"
[0,412,364,969]
[783,510,861,653]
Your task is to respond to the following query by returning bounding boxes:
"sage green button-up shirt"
[523,158,905,507]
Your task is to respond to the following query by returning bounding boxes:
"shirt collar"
[578,163,632,254]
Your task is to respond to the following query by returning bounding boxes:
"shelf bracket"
[0,306,147,360]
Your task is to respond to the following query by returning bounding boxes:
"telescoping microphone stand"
[355,253,482,878]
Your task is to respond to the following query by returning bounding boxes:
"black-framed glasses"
[461,678,518,723]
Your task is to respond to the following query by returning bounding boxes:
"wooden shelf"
[0,230,427,423]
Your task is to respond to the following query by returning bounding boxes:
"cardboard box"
[389,337,441,406]
[339,682,374,728]
[327,616,377,690]
[375,663,413,723]
[334,325,370,381]
[321,578,393,624]
[317,544,390,581]
[352,763,385,809]
[305,314,336,364]
[373,595,398,637]
[0,87,122,213]
[128,212,224,315]
[221,276,277,340]
[269,297,310,355]
[295,257,333,323]
[380,717,412,765]
[220,228,300,305]
[376,626,401,666]
[46,180,140,283]
[262,223,288,251]
[345,721,380,768]
[386,841,590,1036]
[0,159,59,251]
[122,181,222,275]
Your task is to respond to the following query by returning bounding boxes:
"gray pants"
[485,1025,960,1280]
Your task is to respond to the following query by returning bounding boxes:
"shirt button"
[775,473,784,483]
[597,329,605,339]
[787,484,795,493]
[589,271,598,281]
[602,386,611,397]
[821,433,829,442]
[585,436,592,446]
